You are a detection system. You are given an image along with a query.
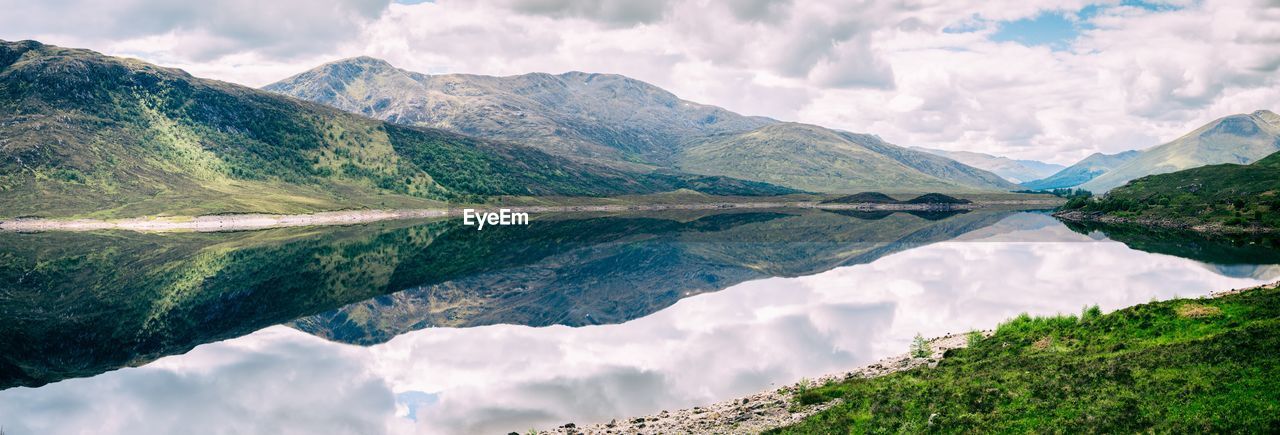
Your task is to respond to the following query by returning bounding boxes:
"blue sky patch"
[990,12,1080,50]
[396,390,440,421]
[986,1,1183,50]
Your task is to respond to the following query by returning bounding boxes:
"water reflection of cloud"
[1,232,1274,434]
[0,327,404,434]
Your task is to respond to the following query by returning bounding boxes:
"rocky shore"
[1,199,1060,232]
[537,333,980,435]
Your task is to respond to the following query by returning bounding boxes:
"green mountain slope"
[1078,110,1280,192]
[1022,150,1140,190]
[264,57,774,168]
[675,123,1019,193]
[1061,150,1280,231]
[912,147,1064,183]
[0,40,790,218]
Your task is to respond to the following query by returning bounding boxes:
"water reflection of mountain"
[0,209,1012,389]
[292,209,1011,345]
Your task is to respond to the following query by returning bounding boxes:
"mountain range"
[266,57,1019,193]
[5,39,1275,218]
[264,57,776,169]
[1076,110,1280,192]
[0,40,791,218]
[1021,150,1141,190]
[912,147,1064,183]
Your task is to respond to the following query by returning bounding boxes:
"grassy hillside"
[676,123,1018,193]
[0,40,791,219]
[1079,110,1280,192]
[773,284,1280,433]
[1060,150,1280,231]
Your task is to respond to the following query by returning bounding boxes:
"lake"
[1,209,1278,434]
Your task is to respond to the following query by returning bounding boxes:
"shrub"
[910,333,931,358]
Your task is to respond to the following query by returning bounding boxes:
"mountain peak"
[1252,109,1280,127]
[320,55,398,74]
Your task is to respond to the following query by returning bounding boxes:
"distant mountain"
[912,147,1064,183]
[264,57,774,168]
[0,41,789,218]
[1078,110,1280,192]
[1022,150,1141,190]
[676,123,1020,192]
[268,58,1018,193]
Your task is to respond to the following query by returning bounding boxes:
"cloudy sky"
[2,0,1278,163]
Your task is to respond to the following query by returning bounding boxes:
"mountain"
[912,147,1064,183]
[0,41,790,218]
[1060,150,1280,231]
[1077,110,1280,192]
[675,123,1020,192]
[264,57,774,168]
[1021,150,1141,190]
[268,58,1018,193]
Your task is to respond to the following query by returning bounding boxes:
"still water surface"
[0,210,1277,434]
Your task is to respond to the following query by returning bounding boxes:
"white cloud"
[1,0,1278,163]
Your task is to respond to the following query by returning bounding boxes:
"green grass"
[771,285,1280,433]
[1063,150,1280,231]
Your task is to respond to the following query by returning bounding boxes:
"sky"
[1,0,1278,164]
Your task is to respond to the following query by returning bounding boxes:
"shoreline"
[542,280,1279,434]
[1053,209,1280,235]
[0,199,1061,233]
[540,332,979,434]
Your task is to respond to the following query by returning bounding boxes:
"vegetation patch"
[822,192,972,205]
[771,287,1280,433]
[1177,303,1223,319]
[1058,150,1280,232]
